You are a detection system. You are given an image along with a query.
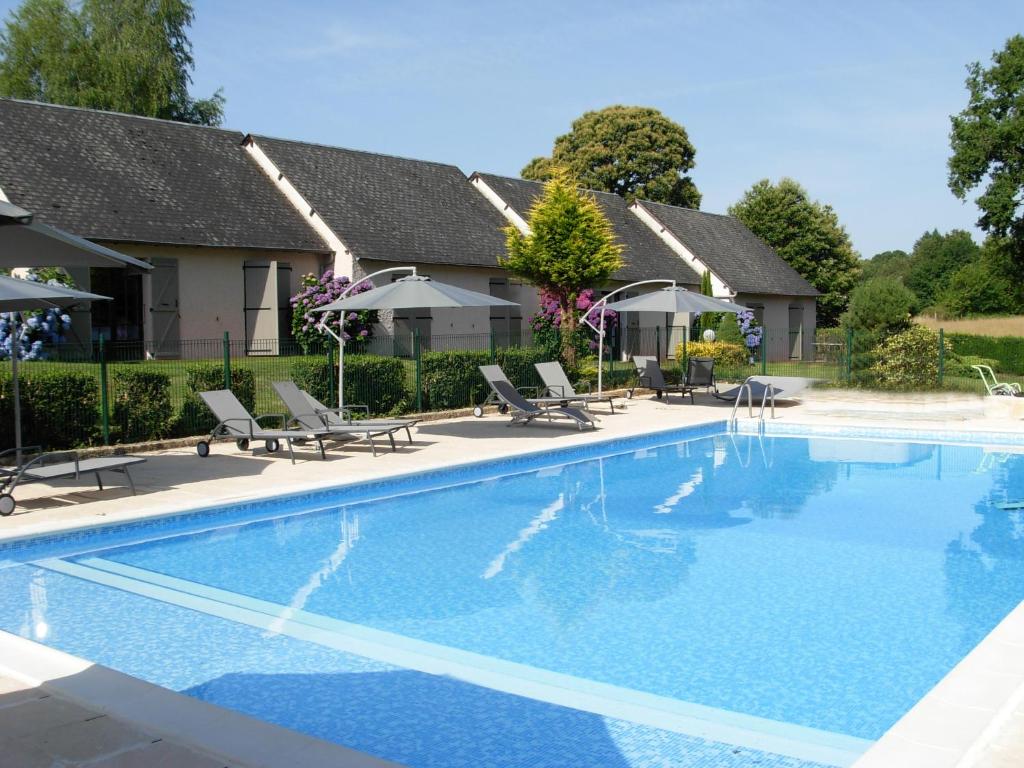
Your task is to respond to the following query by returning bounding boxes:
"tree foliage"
[522,105,701,208]
[938,236,1019,317]
[0,0,224,125]
[948,35,1024,266]
[904,229,979,307]
[728,178,861,327]
[859,249,912,284]
[501,168,624,365]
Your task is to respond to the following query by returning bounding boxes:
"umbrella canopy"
[0,274,109,311]
[603,286,747,314]
[314,274,518,313]
[1,276,112,456]
[0,220,151,273]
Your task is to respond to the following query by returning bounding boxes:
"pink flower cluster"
[531,289,618,351]
[290,270,376,347]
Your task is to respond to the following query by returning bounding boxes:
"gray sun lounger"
[197,389,328,464]
[534,361,617,413]
[476,364,590,417]
[272,381,417,456]
[0,448,146,516]
[628,356,716,403]
[485,376,598,430]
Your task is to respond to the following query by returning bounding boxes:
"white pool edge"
[851,599,1024,768]
[0,630,398,768]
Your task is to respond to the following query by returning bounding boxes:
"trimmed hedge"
[420,347,548,411]
[947,333,1024,373]
[290,355,408,416]
[112,368,173,442]
[870,325,949,390]
[0,370,98,449]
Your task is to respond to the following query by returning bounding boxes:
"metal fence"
[0,324,1005,450]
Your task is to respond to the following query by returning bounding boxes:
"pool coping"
[0,630,398,768]
[4,415,1024,767]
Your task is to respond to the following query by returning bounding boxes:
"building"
[0,98,817,360]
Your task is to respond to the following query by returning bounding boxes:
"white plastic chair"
[971,364,1021,396]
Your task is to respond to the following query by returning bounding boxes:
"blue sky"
[4,1,1022,258]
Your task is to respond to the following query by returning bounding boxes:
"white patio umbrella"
[0,275,111,456]
[585,280,748,396]
[312,267,518,411]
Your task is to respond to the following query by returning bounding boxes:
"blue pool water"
[1,425,1023,767]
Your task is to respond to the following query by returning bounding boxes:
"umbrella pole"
[338,336,346,413]
[596,306,606,396]
[12,314,22,461]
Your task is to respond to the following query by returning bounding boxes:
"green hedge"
[0,370,98,449]
[947,333,1024,373]
[420,348,548,411]
[112,369,173,442]
[176,364,257,435]
[290,355,408,416]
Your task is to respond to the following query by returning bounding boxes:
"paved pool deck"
[2,388,1024,768]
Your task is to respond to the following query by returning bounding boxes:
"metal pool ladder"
[729,377,777,432]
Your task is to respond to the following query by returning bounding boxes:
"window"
[489,278,522,344]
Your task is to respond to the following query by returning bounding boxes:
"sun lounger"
[475,364,589,417]
[972,364,1021,396]
[627,355,713,402]
[197,389,328,463]
[272,381,416,456]
[483,374,597,430]
[713,376,815,409]
[534,361,617,413]
[0,448,146,516]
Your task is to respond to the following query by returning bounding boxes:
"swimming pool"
[1,423,1022,767]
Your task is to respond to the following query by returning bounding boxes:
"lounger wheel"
[235,438,250,451]
[498,404,509,414]
[626,390,634,399]
[265,439,280,453]
[196,441,210,458]
[473,406,484,418]
[0,494,14,517]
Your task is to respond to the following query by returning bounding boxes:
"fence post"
[760,331,767,375]
[938,328,945,386]
[489,330,496,363]
[98,335,110,446]
[222,331,231,390]
[845,328,853,383]
[414,328,422,412]
[327,345,336,405]
[655,325,661,361]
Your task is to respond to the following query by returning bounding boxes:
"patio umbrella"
[603,285,747,314]
[0,216,151,272]
[313,271,518,411]
[0,275,111,455]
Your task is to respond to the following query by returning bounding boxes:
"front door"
[149,258,180,358]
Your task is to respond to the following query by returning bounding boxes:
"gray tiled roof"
[472,173,700,287]
[251,136,510,269]
[634,200,818,297]
[0,99,328,252]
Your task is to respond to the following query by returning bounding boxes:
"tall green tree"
[698,270,718,333]
[859,249,912,284]
[939,236,1020,316]
[904,229,979,307]
[728,178,861,327]
[0,0,224,125]
[501,168,624,366]
[948,35,1024,268]
[522,105,701,208]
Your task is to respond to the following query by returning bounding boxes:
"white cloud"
[286,23,411,60]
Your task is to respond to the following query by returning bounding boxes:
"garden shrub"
[943,354,1002,378]
[869,326,950,390]
[947,333,1024,374]
[675,340,748,368]
[841,278,917,379]
[715,314,745,346]
[111,368,173,442]
[290,355,408,416]
[420,350,491,410]
[0,370,99,448]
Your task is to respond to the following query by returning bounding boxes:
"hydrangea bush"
[0,271,73,360]
[736,310,764,353]
[532,290,618,370]
[290,270,377,353]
